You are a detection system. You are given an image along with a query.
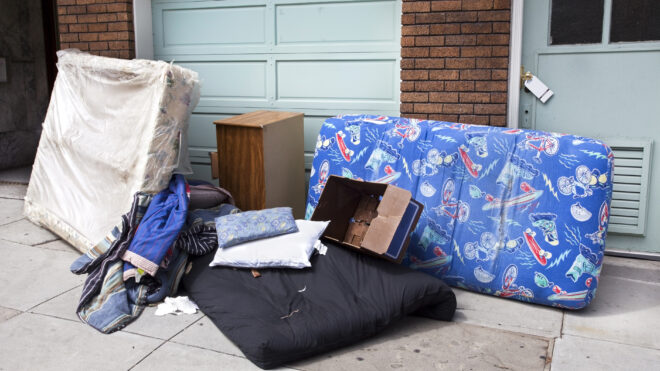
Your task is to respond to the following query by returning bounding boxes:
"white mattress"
[24,50,200,253]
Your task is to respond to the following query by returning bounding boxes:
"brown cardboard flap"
[361,186,412,254]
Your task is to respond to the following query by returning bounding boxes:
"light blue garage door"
[152,0,402,182]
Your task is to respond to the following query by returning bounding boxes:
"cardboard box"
[311,176,423,263]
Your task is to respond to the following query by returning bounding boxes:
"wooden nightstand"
[213,111,305,218]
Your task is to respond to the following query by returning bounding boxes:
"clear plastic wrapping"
[24,50,200,253]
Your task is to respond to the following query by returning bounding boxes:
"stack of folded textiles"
[209,207,329,269]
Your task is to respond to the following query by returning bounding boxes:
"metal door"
[519,1,660,255]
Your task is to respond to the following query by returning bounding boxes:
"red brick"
[69,42,89,50]
[475,104,506,114]
[69,23,88,32]
[402,14,416,25]
[412,114,432,120]
[429,92,459,102]
[401,92,429,103]
[460,92,491,103]
[462,0,493,10]
[416,36,445,46]
[99,32,118,41]
[461,46,492,57]
[460,69,491,80]
[401,81,416,92]
[60,42,71,49]
[400,103,414,113]
[87,4,107,12]
[443,103,474,114]
[415,81,445,91]
[429,114,459,122]
[121,49,134,59]
[89,41,108,51]
[477,34,509,45]
[478,10,510,21]
[109,41,130,50]
[66,5,86,14]
[79,33,99,42]
[490,115,507,126]
[445,57,475,69]
[429,70,459,80]
[414,103,443,113]
[461,22,493,34]
[58,15,77,24]
[107,2,131,12]
[60,33,78,42]
[430,46,460,57]
[491,92,508,103]
[402,70,429,81]
[108,22,131,31]
[76,0,97,4]
[401,59,415,69]
[99,50,121,58]
[445,35,476,45]
[402,47,430,57]
[493,21,510,33]
[402,36,415,47]
[117,12,131,22]
[98,13,117,22]
[476,57,508,68]
[430,23,461,35]
[494,0,511,10]
[492,46,509,56]
[403,1,431,13]
[459,115,490,125]
[78,14,98,23]
[492,69,508,80]
[431,1,461,11]
[476,81,507,91]
[57,6,67,15]
[59,24,69,33]
[445,81,475,91]
[446,11,478,22]
[88,23,108,32]
[403,25,430,36]
[415,58,446,69]
[57,0,76,5]
[416,13,446,24]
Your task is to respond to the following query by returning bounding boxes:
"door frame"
[506,0,523,129]
[133,0,154,59]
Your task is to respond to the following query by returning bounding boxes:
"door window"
[550,0,660,45]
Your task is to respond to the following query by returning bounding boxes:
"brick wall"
[401,0,511,126]
[57,0,135,59]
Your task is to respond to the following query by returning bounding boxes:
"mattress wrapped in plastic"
[25,50,200,253]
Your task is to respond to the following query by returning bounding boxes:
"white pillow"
[209,219,330,269]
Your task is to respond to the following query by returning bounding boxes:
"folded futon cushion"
[183,242,456,369]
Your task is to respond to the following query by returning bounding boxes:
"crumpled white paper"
[155,296,199,316]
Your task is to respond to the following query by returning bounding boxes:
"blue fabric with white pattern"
[306,115,614,309]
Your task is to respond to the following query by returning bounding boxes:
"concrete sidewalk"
[0,172,659,370]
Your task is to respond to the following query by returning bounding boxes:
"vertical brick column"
[401,0,511,126]
[57,0,135,59]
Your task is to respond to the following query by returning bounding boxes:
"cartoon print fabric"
[306,115,614,309]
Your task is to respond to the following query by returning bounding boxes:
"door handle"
[520,66,554,103]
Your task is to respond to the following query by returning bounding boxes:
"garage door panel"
[177,62,268,100]
[162,6,266,46]
[275,1,396,45]
[277,60,396,101]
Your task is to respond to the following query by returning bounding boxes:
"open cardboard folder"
[24,50,200,253]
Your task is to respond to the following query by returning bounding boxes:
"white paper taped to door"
[24,50,200,253]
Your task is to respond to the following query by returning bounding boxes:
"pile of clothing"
[69,175,235,333]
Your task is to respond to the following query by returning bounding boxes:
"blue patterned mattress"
[306,115,614,309]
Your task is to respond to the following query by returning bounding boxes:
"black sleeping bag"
[182,242,456,369]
